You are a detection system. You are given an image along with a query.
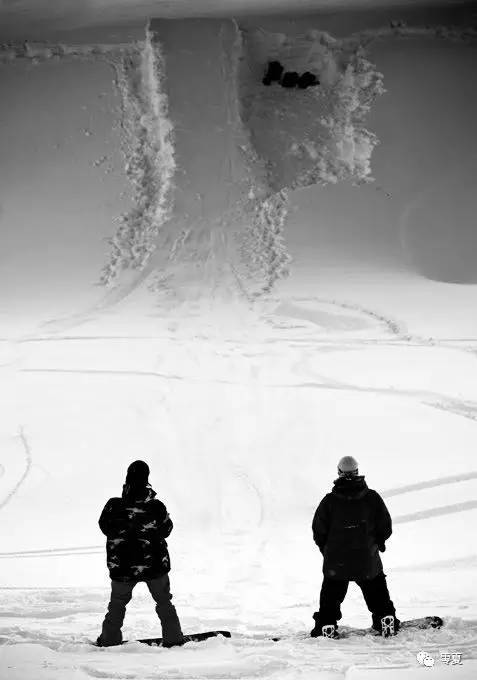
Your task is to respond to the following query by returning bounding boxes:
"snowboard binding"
[381,615,396,637]
[321,624,337,639]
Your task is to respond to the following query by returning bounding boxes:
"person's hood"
[121,482,157,503]
[331,475,368,500]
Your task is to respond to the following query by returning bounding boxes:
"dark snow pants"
[316,572,397,629]
[100,574,183,646]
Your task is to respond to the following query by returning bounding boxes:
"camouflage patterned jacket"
[99,485,173,581]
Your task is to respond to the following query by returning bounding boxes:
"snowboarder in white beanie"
[337,456,359,477]
[311,457,399,637]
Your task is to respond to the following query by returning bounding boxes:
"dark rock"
[262,60,284,85]
[281,71,299,88]
[297,71,320,89]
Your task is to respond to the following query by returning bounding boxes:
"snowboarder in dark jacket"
[97,460,184,647]
[311,456,399,637]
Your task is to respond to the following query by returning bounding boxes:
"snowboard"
[265,616,443,642]
[137,630,231,646]
[94,630,232,647]
[332,616,443,639]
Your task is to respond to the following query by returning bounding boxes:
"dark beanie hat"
[126,460,150,485]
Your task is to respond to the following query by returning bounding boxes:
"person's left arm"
[374,492,392,551]
[153,500,173,538]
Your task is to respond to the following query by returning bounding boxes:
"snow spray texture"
[101,20,384,299]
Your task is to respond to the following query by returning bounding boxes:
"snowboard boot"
[311,613,338,638]
[96,635,121,647]
[162,639,185,648]
[372,612,400,637]
[321,624,338,639]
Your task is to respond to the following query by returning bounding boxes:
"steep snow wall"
[0,16,476,336]
[240,29,384,191]
[100,19,293,302]
[99,19,386,302]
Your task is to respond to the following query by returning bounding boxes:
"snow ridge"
[240,29,385,192]
[301,44,384,187]
[100,25,175,286]
[0,41,136,63]
[239,189,292,297]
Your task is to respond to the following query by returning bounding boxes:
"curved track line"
[272,377,477,418]
[0,545,102,557]
[394,500,477,524]
[19,366,477,426]
[229,467,265,528]
[382,472,477,498]
[0,428,33,511]
[0,550,102,559]
[3,334,477,349]
[20,367,239,386]
[298,296,407,338]
[2,502,476,558]
[392,554,477,572]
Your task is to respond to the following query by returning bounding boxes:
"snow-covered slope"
[1,8,477,680]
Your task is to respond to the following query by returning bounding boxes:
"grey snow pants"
[100,574,183,646]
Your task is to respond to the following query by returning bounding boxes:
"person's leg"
[147,574,184,646]
[99,580,135,646]
[357,572,399,632]
[311,578,349,635]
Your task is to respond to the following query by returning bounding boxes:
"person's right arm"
[312,496,330,554]
[98,499,127,537]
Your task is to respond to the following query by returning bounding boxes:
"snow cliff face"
[240,28,384,191]
[97,20,386,302]
[99,20,294,302]
[0,16,476,335]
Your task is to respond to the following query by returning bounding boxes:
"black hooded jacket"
[99,484,173,581]
[312,476,392,581]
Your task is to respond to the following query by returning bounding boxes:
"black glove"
[378,542,386,553]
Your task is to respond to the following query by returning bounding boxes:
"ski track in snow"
[1,470,476,559]
[17,363,477,426]
[2,299,477,555]
[0,428,33,511]
[2,300,477,677]
[7,297,477,407]
[393,500,477,524]
[382,471,477,498]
